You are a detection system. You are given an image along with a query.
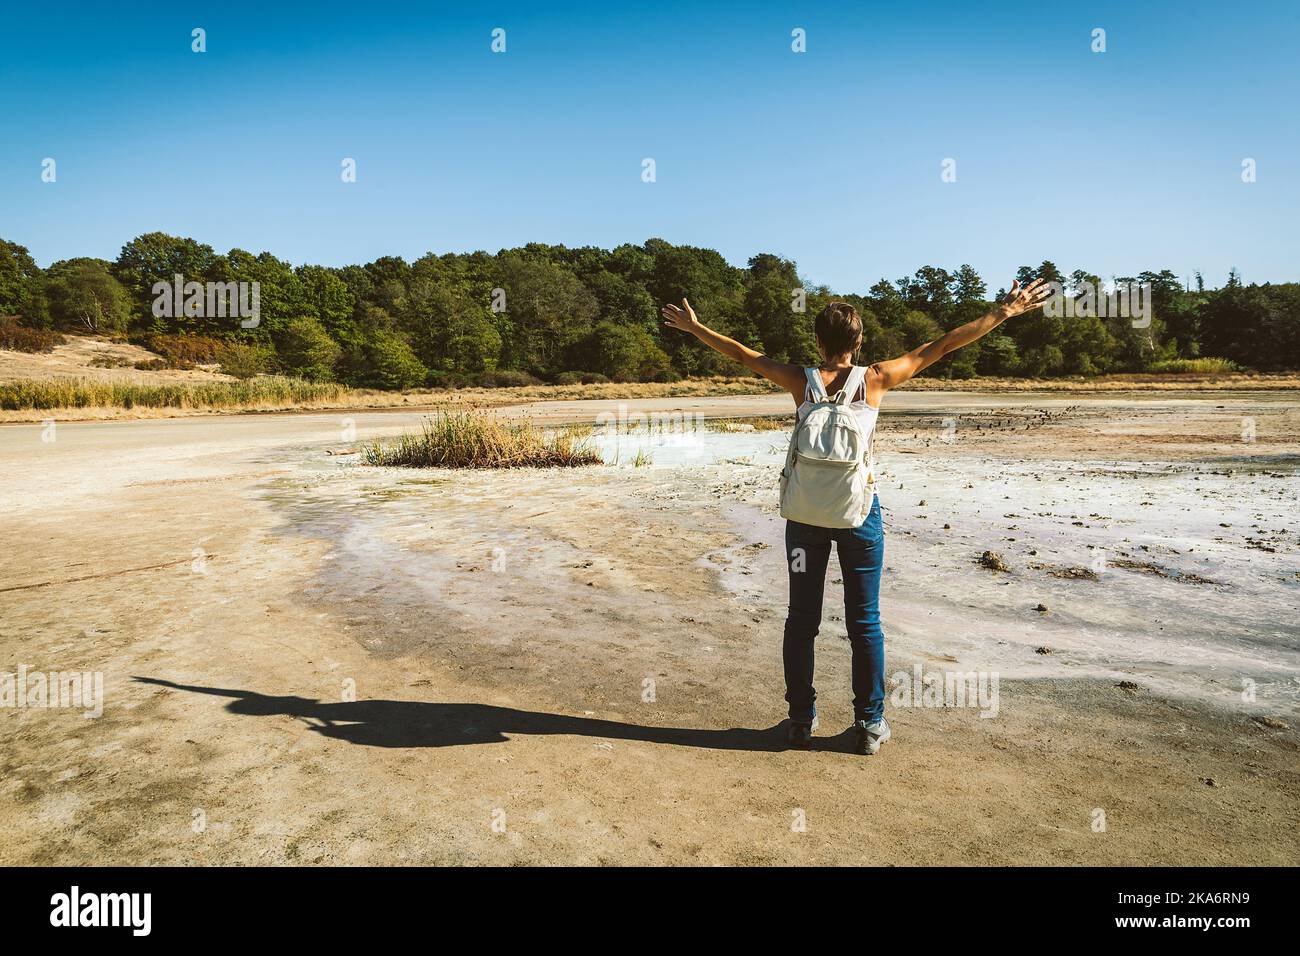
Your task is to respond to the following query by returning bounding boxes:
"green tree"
[744,254,812,363]
[494,253,598,376]
[976,332,1020,375]
[400,275,501,374]
[114,232,220,326]
[296,266,356,341]
[900,266,954,321]
[857,307,906,365]
[571,321,673,382]
[586,269,658,330]
[952,264,987,304]
[0,239,46,323]
[276,316,343,381]
[646,240,747,377]
[216,249,305,341]
[339,307,428,389]
[42,258,132,334]
[866,278,909,331]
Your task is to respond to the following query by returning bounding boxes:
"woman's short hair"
[814,302,863,356]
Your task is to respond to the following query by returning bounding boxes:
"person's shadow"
[133,677,858,753]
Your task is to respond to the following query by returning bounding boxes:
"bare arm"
[661,298,807,401]
[872,278,1054,391]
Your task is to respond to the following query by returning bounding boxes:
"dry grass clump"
[707,415,793,432]
[363,411,601,469]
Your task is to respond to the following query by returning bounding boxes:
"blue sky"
[2,0,1297,291]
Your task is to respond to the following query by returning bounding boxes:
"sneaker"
[786,716,819,750]
[854,717,890,755]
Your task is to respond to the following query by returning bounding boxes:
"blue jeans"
[783,496,885,725]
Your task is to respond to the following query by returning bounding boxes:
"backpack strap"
[804,367,829,403]
[834,365,868,405]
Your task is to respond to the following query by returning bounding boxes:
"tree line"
[1,233,1295,388]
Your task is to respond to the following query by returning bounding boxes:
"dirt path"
[2,392,1297,865]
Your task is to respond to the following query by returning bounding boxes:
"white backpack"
[779,365,873,528]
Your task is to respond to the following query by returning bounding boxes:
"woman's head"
[814,302,862,359]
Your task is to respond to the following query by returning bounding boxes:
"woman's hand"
[872,274,1058,392]
[997,277,1056,319]
[657,295,808,398]
[660,298,700,333]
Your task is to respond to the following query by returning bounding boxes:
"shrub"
[133,358,168,371]
[0,317,65,353]
[88,354,133,369]
[553,371,611,386]
[216,341,274,379]
[426,371,468,390]
[1148,357,1241,374]
[140,333,226,368]
[363,411,601,469]
[471,369,543,389]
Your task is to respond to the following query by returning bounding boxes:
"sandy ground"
[1,390,1297,865]
[0,336,234,385]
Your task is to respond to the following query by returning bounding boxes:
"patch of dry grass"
[0,376,347,411]
[362,411,601,469]
[706,415,793,432]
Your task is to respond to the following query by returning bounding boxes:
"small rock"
[1049,566,1099,581]
[1116,680,1142,691]
[1033,603,1049,613]
[1034,645,1051,654]
[1253,715,1289,730]
[979,551,1010,572]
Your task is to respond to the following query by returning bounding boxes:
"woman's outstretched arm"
[661,298,808,401]
[872,278,1054,392]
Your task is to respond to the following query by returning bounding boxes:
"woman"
[660,279,1053,754]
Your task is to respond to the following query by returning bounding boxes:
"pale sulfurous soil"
[0,390,1297,865]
